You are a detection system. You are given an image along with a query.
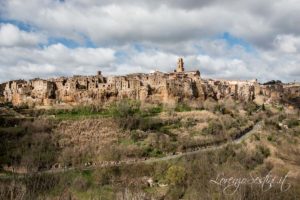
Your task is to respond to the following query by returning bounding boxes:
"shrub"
[71,104,103,115]
[278,114,286,122]
[109,100,143,130]
[22,174,60,198]
[257,145,271,158]
[138,117,164,131]
[202,120,224,135]
[119,115,141,130]
[174,103,192,112]
[267,135,274,142]
[253,134,260,141]
[183,118,197,128]
[93,168,115,186]
[16,103,29,110]
[73,176,89,192]
[243,101,259,115]
[264,118,281,130]
[111,100,174,131]
[262,103,266,111]
[130,130,146,142]
[220,115,238,129]
[141,104,163,117]
[21,118,55,133]
[165,165,186,186]
[110,99,141,118]
[222,97,236,111]
[100,145,121,161]
[217,145,236,164]
[287,118,299,128]
[239,145,270,170]
[214,104,230,114]
[203,98,217,112]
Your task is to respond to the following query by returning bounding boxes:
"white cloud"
[274,34,300,53]
[0,23,45,47]
[0,0,278,46]
[0,44,116,81]
[0,0,299,83]
[0,40,299,83]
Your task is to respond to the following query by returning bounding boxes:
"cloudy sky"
[0,0,299,83]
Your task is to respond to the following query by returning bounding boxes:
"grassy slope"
[0,100,299,199]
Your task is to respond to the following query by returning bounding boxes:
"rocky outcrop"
[0,83,5,103]
[1,58,299,108]
[4,79,56,106]
[3,70,204,107]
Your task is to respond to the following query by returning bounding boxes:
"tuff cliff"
[0,83,5,103]
[1,58,299,108]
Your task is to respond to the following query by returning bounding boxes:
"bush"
[264,118,281,130]
[16,103,29,110]
[287,118,299,128]
[239,145,270,170]
[202,120,224,135]
[253,134,260,141]
[214,104,230,114]
[141,104,163,117]
[93,168,114,186]
[217,145,236,164]
[138,117,164,131]
[258,145,271,157]
[203,98,217,112]
[166,165,186,186]
[23,174,60,198]
[110,99,141,118]
[174,103,192,112]
[142,146,163,157]
[130,130,146,142]
[118,115,141,130]
[109,100,142,130]
[73,176,89,192]
[21,118,55,133]
[267,135,274,142]
[70,104,104,115]
[243,101,259,115]
[100,145,121,161]
[110,100,171,131]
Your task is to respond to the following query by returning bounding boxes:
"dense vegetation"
[0,98,299,199]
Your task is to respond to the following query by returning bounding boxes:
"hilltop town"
[0,58,299,108]
[0,59,300,199]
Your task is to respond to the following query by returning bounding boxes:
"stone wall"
[0,83,5,103]
[0,83,5,97]
[2,59,299,108]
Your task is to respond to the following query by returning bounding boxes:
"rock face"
[2,58,300,108]
[4,79,56,106]
[0,83,5,103]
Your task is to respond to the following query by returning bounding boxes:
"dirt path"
[0,121,263,178]
[144,121,262,163]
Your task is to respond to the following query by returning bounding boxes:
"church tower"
[176,58,185,72]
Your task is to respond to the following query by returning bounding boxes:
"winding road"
[144,121,262,163]
[0,121,263,178]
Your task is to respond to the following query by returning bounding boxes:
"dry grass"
[162,110,217,121]
[54,118,123,164]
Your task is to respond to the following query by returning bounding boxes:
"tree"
[166,165,186,186]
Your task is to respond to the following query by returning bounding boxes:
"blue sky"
[0,0,299,82]
[0,19,33,31]
[220,32,254,53]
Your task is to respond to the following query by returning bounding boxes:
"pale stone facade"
[175,58,185,72]
[1,59,299,107]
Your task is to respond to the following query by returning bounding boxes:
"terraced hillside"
[0,99,299,199]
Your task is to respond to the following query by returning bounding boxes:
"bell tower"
[176,58,184,72]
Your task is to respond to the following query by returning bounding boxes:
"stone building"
[2,58,299,107]
[175,58,185,72]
